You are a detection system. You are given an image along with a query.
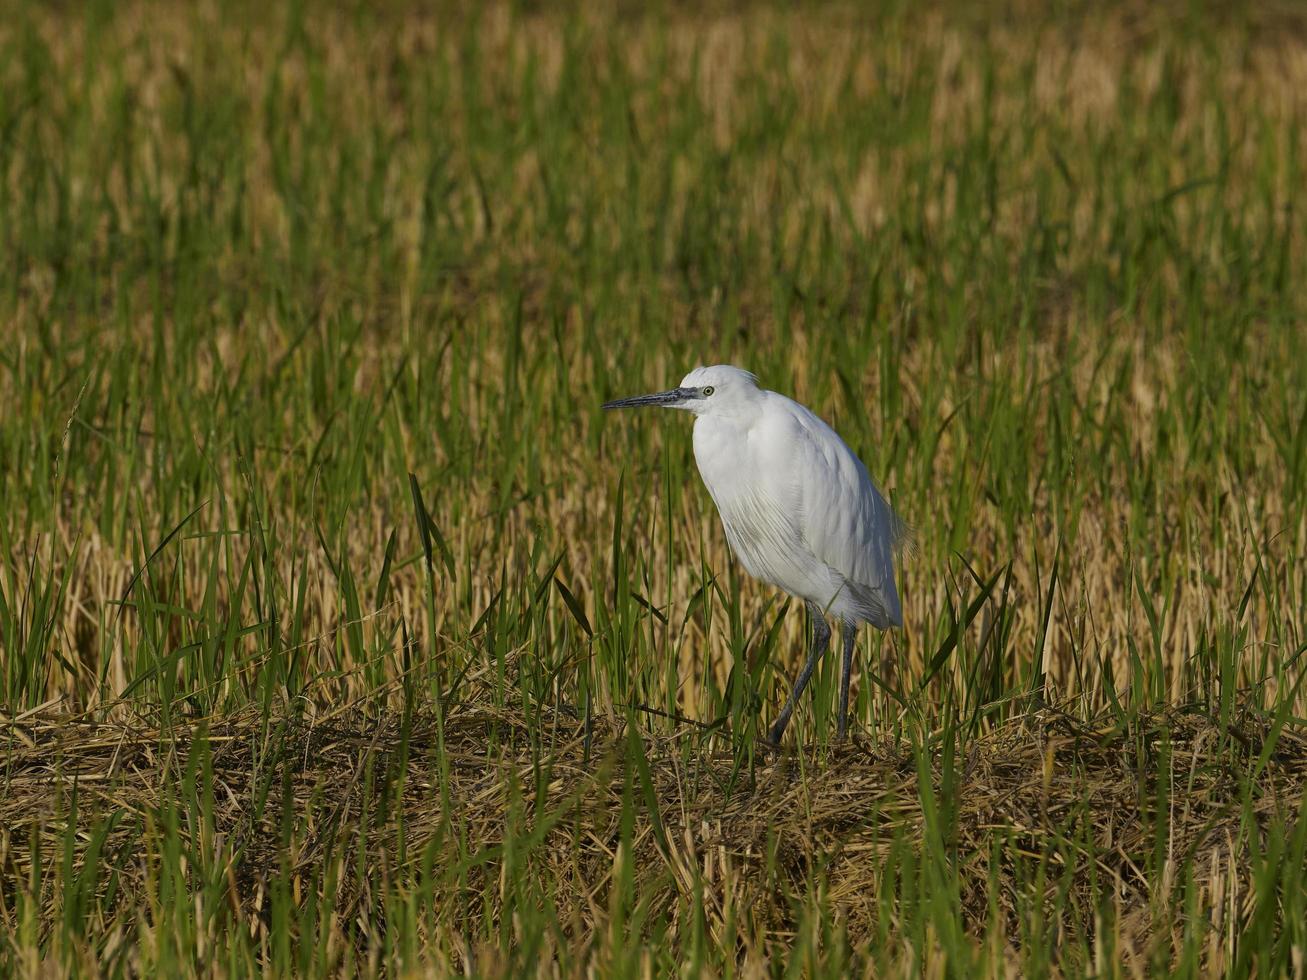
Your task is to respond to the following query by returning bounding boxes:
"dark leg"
[769,600,831,744]
[838,621,857,740]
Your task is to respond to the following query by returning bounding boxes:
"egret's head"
[603,365,760,417]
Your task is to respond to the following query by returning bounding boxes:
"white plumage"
[683,366,903,629]
[604,364,908,744]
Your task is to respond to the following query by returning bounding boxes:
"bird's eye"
[702,386,715,396]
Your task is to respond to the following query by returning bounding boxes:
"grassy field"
[2,1,1306,975]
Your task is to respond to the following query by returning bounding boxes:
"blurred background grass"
[1,1,1305,975]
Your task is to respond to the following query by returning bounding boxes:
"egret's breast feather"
[717,487,807,579]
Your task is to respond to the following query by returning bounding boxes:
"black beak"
[602,387,697,410]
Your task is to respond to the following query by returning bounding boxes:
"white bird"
[604,364,907,744]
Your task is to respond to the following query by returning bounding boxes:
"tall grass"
[1,1,1305,975]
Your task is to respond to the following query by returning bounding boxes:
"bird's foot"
[766,721,788,747]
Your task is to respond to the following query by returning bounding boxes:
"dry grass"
[4,689,1304,975]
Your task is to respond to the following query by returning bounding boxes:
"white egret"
[604,365,907,744]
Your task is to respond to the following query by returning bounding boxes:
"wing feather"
[784,400,904,627]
